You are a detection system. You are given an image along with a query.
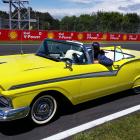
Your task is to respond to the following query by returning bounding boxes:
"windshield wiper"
[36,53,60,62]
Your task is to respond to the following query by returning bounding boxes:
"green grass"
[73,112,140,140]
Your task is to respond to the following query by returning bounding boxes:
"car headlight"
[0,96,12,108]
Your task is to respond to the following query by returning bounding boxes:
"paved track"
[0,42,139,55]
[0,44,39,55]
[0,42,139,140]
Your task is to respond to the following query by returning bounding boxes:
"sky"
[0,0,140,19]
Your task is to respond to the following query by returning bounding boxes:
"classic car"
[0,38,139,125]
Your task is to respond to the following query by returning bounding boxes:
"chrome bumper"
[0,106,30,121]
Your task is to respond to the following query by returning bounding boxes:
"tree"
[0,9,140,33]
[122,13,140,33]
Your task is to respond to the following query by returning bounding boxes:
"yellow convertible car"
[0,38,139,125]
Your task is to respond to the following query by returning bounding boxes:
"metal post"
[0,17,1,29]
[73,22,76,31]
[18,0,21,29]
[37,17,39,30]
[9,0,12,29]
[28,7,30,30]
[2,0,37,30]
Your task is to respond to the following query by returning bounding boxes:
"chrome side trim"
[9,70,118,90]
[0,106,30,121]
[9,58,140,90]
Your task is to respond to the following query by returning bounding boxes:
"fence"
[0,29,140,42]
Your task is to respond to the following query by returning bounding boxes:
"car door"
[72,47,135,104]
[72,63,119,104]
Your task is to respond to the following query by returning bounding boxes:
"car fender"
[2,86,73,109]
[133,76,140,88]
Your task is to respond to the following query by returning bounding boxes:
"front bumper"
[0,106,30,121]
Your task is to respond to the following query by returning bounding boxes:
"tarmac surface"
[0,42,139,55]
[0,42,139,140]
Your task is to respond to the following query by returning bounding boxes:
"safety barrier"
[0,29,140,42]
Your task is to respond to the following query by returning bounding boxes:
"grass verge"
[73,112,140,140]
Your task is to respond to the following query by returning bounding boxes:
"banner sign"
[0,29,140,42]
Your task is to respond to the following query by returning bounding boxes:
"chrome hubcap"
[38,104,48,113]
[32,97,55,121]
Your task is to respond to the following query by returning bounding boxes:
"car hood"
[0,54,58,71]
[0,54,64,90]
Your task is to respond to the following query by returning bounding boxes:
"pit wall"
[0,29,140,42]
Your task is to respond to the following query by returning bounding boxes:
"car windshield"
[36,39,86,63]
[103,47,134,62]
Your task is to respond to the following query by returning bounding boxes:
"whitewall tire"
[31,95,57,125]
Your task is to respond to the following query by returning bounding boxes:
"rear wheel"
[133,86,140,94]
[31,95,57,125]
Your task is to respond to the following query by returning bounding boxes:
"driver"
[92,42,113,66]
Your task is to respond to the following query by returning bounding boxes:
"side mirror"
[113,65,120,69]
[64,58,73,71]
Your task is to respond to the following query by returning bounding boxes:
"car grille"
[0,101,7,108]
[0,95,11,108]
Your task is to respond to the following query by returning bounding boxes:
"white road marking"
[42,104,140,140]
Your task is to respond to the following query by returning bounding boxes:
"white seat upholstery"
[64,50,83,60]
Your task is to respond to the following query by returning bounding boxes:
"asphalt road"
[0,42,139,55]
[0,42,139,140]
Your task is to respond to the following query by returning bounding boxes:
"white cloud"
[67,0,92,4]
[31,0,140,19]
[2,0,140,19]
[38,7,93,19]
[0,1,9,12]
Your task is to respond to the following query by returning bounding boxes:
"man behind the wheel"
[92,42,113,66]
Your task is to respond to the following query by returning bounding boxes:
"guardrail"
[0,29,140,42]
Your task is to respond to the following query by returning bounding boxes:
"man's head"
[92,42,100,59]
[92,42,100,50]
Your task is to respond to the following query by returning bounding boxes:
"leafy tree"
[60,16,78,31]
[122,13,140,33]
[0,9,140,33]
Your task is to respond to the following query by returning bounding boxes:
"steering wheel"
[72,53,83,63]
[60,58,73,63]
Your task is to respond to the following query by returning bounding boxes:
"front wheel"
[31,95,58,125]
